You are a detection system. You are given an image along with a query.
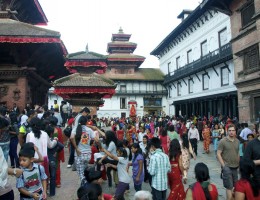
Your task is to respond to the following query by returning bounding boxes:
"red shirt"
[67,117,74,126]
[89,145,98,164]
[116,130,124,141]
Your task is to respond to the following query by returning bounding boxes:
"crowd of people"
[0,102,260,200]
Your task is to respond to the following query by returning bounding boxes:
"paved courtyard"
[9,139,226,200]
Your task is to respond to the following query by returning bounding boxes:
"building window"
[219,28,227,47]
[201,40,207,56]
[221,67,229,86]
[143,98,162,106]
[168,62,171,74]
[177,82,182,96]
[254,96,260,122]
[188,79,193,93]
[203,74,209,90]
[243,44,260,70]
[187,50,192,64]
[241,1,255,28]
[120,98,126,109]
[176,56,180,69]
[120,85,126,92]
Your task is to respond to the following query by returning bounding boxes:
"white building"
[98,28,168,118]
[151,7,237,118]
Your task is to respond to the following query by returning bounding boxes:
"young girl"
[74,116,97,181]
[128,143,144,192]
[49,116,65,188]
[181,134,196,184]
[211,124,220,155]
[97,131,118,188]
[100,145,131,198]
[146,128,153,140]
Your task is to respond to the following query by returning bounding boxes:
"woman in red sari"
[202,124,211,153]
[185,162,218,200]
[235,159,260,200]
[167,139,185,200]
[159,128,170,155]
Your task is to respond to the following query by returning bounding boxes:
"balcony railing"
[116,90,168,95]
[164,43,233,84]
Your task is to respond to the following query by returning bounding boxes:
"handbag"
[63,126,72,138]
[56,141,64,153]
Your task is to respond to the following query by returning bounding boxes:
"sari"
[202,128,211,153]
[186,181,218,200]
[167,156,185,200]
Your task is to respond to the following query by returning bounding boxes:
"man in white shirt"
[138,126,146,143]
[240,123,253,141]
[188,123,200,156]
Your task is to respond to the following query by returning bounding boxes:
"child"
[16,142,48,200]
[45,125,64,197]
[89,140,98,165]
[211,124,220,155]
[100,145,131,198]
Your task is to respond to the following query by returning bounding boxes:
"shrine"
[53,47,116,115]
[0,0,69,109]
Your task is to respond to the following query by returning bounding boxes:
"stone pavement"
[9,140,226,200]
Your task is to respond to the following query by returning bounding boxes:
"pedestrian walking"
[188,123,200,156]
[148,137,170,200]
[217,124,239,200]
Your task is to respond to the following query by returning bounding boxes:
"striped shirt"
[148,148,171,191]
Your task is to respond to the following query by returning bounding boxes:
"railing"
[164,43,233,84]
[116,90,168,95]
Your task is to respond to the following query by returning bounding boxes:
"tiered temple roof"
[107,27,145,69]
[53,73,116,106]
[65,49,107,74]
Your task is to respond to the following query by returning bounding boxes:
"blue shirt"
[148,149,171,191]
[17,163,47,200]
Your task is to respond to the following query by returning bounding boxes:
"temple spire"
[118,27,124,34]
[85,43,89,53]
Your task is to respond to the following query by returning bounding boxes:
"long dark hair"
[117,147,128,159]
[105,130,117,147]
[75,116,88,145]
[182,134,189,149]
[240,158,259,197]
[169,139,181,160]
[132,143,143,162]
[30,117,42,139]
[194,163,211,200]
[161,128,167,137]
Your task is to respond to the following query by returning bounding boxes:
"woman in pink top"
[26,117,57,176]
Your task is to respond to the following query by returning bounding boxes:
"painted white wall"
[160,11,232,75]
[156,10,236,116]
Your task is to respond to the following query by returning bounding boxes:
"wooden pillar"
[209,100,212,116]
[219,99,223,115]
[200,101,203,117]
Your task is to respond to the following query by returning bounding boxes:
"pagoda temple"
[53,47,116,115]
[0,0,69,109]
[99,28,167,118]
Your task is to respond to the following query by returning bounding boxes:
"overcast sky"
[39,0,200,68]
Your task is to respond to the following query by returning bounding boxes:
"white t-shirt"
[138,132,146,142]
[117,157,131,184]
[107,141,117,160]
[77,126,96,154]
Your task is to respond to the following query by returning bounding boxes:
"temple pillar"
[200,101,203,117]
[185,103,188,117]
[209,100,212,116]
[219,99,223,115]
[192,102,195,115]
[232,97,237,117]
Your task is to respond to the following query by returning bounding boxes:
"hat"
[80,107,90,114]
[19,142,35,158]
